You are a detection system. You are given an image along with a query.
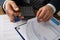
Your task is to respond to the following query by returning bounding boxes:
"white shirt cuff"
[47,4,56,13]
[3,0,11,11]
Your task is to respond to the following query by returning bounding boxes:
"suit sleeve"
[12,0,29,6]
[30,0,49,10]
[49,0,60,12]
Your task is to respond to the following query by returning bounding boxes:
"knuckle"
[10,12,14,15]
[11,1,16,5]
[9,11,14,15]
[6,1,14,6]
[9,1,14,4]
[44,9,47,12]
[6,1,12,5]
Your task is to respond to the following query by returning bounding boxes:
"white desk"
[0,15,27,40]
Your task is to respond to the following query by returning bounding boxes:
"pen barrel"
[14,16,20,22]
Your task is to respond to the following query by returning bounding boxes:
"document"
[26,17,60,40]
[15,17,60,40]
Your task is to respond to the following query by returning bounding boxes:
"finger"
[19,12,24,19]
[10,17,14,22]
[6,4,15,21]
[19,16,24,19]
[41,11,49,21]
[14,11,21,16]
[36,8,42,17]
[6,2,20,18]
[9,13,14,22]
[6,10,13,21]
[6,5,15,22]
[37,18,41,22]
[38,9,46,19]
[14,12,24,19]
[10,1,19,11]
[6,1,15,15]
[44,14,53,22]
[38,13,49,22]
[5,1,19,22]
[36,9,43,22]
[6,10,9,16]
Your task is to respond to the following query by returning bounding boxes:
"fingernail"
[15,8,19,10]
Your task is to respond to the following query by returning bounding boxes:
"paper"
[2,15,60,40]
[0,15,27,40]
[15,17,60,40]
[26,18,60,40]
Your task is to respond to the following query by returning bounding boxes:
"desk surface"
[0,6,4,15]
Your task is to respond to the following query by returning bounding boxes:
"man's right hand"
[5,1,24,22]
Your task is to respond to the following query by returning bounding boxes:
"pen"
[14,16,20,22]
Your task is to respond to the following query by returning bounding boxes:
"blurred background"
[0,0,5,15]
[0,0,4,6]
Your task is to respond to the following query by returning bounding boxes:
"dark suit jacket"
[13,0,60,13]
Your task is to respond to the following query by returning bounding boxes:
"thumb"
[36,8,42,17]
[10,1,19,11]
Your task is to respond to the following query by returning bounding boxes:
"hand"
[36,5,54,22]
[5,1,24,22]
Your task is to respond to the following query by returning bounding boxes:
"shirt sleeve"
[47,3,56,13]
